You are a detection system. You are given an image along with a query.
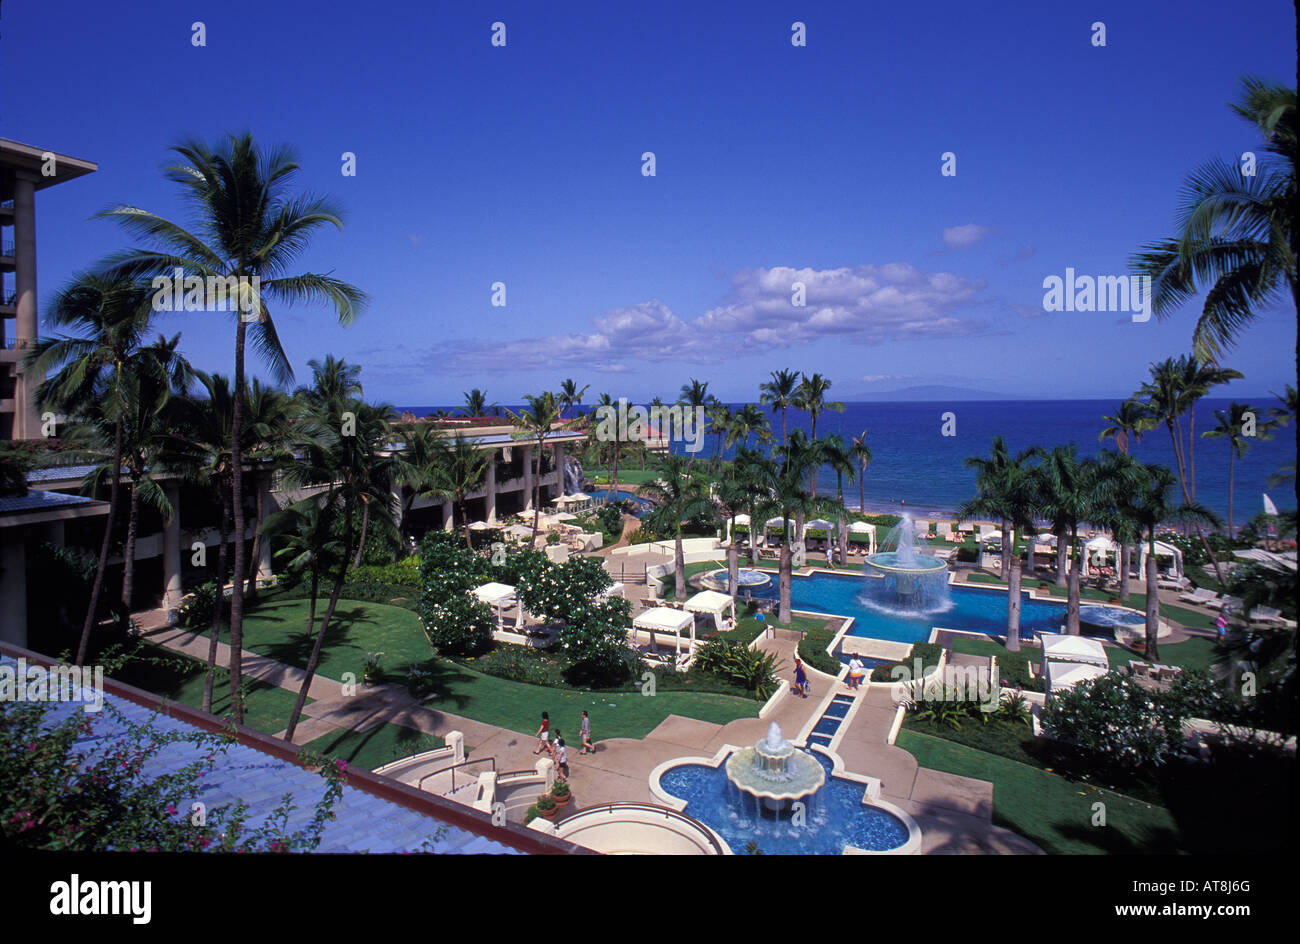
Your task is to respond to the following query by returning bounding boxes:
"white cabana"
[683,590,737,633]
[468,520,494,531]
[473,582,524,631]
[848,520,877,554]
[1138,540,1184,582]
[1082,534,1118,576]
[725,513,752,545]
[978,529,1004,545]
[1038,632,1109,669]
[802,518,836,541]
[631,606,697,661]
[549,511,578,522]
[763,516,789,532]
[1046,661,1109,693]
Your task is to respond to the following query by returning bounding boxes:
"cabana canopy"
[733,513,751,526]
[1139,540,1184,580]
[631,606,698,660]
[1038,632,1109,667]
[979,530,1003,544]
[848,521,874,534]
[1046,661,1108,692]
[473,582,523,631]
[684,590,737,632]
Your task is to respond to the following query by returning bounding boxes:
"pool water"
[590,489,654,517]
[744,572,1137,645]
[658,750,910,854]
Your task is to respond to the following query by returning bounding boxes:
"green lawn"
[114,645,309,735]
[951,631,1219,674]
[587,468,659,486]
[227,598,760,739]
[896,728,1186,854]
[303,723,446,771]
[220,598,432,682]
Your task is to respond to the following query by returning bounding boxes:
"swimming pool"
[589,489,654,517]
[657,750,911,854]
[744,571,1139,645]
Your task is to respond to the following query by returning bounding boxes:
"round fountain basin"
[701,568,772,595]
[864,552,948,574]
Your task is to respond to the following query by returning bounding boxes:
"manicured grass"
[303,723,446,771]
[418,658,760,739]
[230,598,760,739]
[896,728,1186,854]
[114,645,309,736]
[587,469,659,486]
[220,598,432,682]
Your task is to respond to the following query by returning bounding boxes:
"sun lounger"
[1219,595,1244,615]
[1179,587,1220,606]
[1129,661,1150,677]
[1249,606,1285,624]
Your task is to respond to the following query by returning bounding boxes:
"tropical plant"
[96,134,367,724]
[507,392,562,538]
[794,373,843,495]
[558,378,589,421]
[1202,402,1275,534]
[1099,398,1157,455]
[638,454,713,598]
[759,368,801,449]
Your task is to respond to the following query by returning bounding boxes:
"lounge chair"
[1179,587,1220,606]
[1249,606,1285,625]
[1219,595,1245,615]
[1129,661,1150,677]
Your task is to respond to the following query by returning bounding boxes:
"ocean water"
[401,398,1296,520]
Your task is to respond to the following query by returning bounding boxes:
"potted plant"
[536,794,558,820]
[551,780,572,806]
[524,804,540,824]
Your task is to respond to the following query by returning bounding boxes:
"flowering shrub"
[0,699,343,852]
[1041,670,1214,769]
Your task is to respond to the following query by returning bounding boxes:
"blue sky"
[3,0,1295,405]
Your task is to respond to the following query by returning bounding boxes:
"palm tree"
[558,379,589,421]
[28,273,159,665]
[754,466,839,624]
[965,436,1036,581]
[1036,445,1101,634]
[678,379,715,468]
[96,134,367,724]
[111,334,194,612]
[278,394,394,741]
[390,421,442,548]
[1139,355,1240,581]
[1199,402,1270,537]
[706,401,733,471]
[850,431,872,514]
[1131,77,1296,362]
[820,434,857,567]
[1092,450,1145,604]
[733,448,778,567]
[1099,399,1156,455]
[959,447,1041,651]
[426,436,491,547]
[795,373,843,495]
[726,402,771,451]
[759,368,801,449]
[240,380,302,599]
[507,392,562,538]
[715,462,752,602]
[1124,462,1221,661]
[639,453,713,599]
[462,388,495,417]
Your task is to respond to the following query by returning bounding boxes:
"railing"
[554,803,728,855]
[419,755,495,794]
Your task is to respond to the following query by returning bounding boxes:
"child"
[579,710,594,755]
[553,736,569,781]
[533,711,551,754]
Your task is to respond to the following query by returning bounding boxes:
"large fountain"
[724,722,825,812]
[700,568,772,598]
[861,514,951,614]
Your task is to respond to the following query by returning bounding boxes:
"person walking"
[533,711,551,754]
[579,710,594,754]
[793,657,809,698]
[1215,612,1228,641]
[847,655,865,690]
[553,735,569,782]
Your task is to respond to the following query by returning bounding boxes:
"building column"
[0,528,28,647]
[162,483,183,621]
[256,486,275,581]
[553,443,566,501]
[12,174,39,440]
[523,445,535,512]
[485,456,497,524]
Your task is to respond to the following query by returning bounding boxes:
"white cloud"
[942,224,993,249]
[438,264,990,373]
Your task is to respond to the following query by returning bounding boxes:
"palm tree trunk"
[1000,517,1010,581]
[460,496,472,549]
[778,545,792,624]
[727,522,739,604]
[76,416,124,665]
[1055,533,1068,588]
[837,514,848,568]
[353,500,371,565]
[1119,543,1131,601]
[1066,525,1081,634]
[228,318,249,725]
[203,489,231,713]
[246,470,264,603]
[859,471,865,515]
[531,437,543,538]
[285,511,351,742]
[674,530,686,599]
[1145,533,1161,662]
[1006,554,1022,652]
[121,474,141,612]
